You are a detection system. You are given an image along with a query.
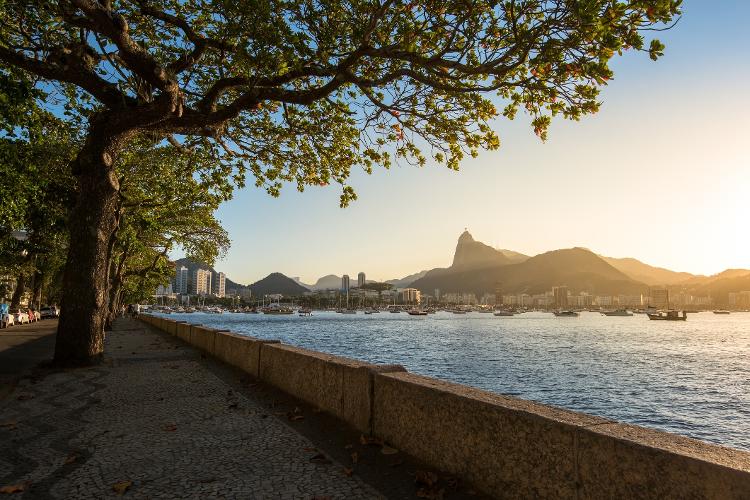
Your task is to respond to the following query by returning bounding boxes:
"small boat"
[389,309,401,313]
[407,309,428,316]
[493,310,515,317]
[263,307,294,315]
[601,309,633,317]
[712,310,731,315]
[451,309,467,315]
[553,310,579,317]
[298,308,312,316]
[648,310,687,321]
[340,309,357,314]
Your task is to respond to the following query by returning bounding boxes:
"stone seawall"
[138,314,750,499]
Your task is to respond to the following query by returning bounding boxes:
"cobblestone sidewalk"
[0,318,383,499]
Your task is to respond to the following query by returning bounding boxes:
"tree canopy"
[1,0,681,205]
[0,0,681,364]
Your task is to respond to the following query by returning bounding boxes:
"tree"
[103,141,230,327]
[0,73,77,311]
[0,0,680,364]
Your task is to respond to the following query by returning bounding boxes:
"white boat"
[493,310,515,317]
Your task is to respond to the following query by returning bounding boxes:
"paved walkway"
[0,318,383,498]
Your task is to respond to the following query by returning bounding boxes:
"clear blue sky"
[202,1,750,285]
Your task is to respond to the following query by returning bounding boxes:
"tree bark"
[31,270,43,310]
[9,273,26,310]
[105,272,123,330]
[54,124,129,366]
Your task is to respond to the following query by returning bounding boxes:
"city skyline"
[175,0,748,284]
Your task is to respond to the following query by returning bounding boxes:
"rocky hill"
[600,256,696,286]
[249,272,310,296]
[411,232,648,296]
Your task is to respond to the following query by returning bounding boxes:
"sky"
[204,1,750,285]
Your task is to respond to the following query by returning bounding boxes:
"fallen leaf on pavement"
[64,453,78,465]
[350,451,359,464]
[381,445,399,455]
[414,470,439,487]
[163,424,177,432]
[0,421,17,430]
[359,434,383,446]
[288,414,304,421]
[344,443,354,449]
[0,481,29,494]
[16,394,34,401]
[112,480,132,495]
[389,459,404,467]
[310,453,331,464]
[343,467,353,477]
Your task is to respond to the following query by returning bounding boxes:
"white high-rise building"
[175,266,189,295]
[341,275,350,293]
[192,269,212,295]
[401,288,421,304]
[213,272,226,298]
[357,272,366,288]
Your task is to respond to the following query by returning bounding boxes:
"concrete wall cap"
[368,364,408,374]
[263,343,376,369]
[378,371,610,428]
[582,421,750,472]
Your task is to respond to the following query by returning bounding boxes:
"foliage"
[0,73,77,302]
[110,141,231,304]
[360,281,393,292]
[0,0,681,206]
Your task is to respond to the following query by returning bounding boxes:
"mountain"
[411,233,648,296]
[679,270,750,304]
[600,256,696,286]
[290,276,315,289]
[249,273,310,296]
[452,230,512,268]
[386,270,430,288]
[498,249,529,263]
[311,274,342,290]
[385,232,527,288]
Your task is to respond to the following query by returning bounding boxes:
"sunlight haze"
[209,0,749,284]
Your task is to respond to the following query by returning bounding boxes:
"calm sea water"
[158,310,750,451]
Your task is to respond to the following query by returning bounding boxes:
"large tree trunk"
[105,273,123,330]
[54,127,127,366]
[9,273,26,310]
[31,270,43,310]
